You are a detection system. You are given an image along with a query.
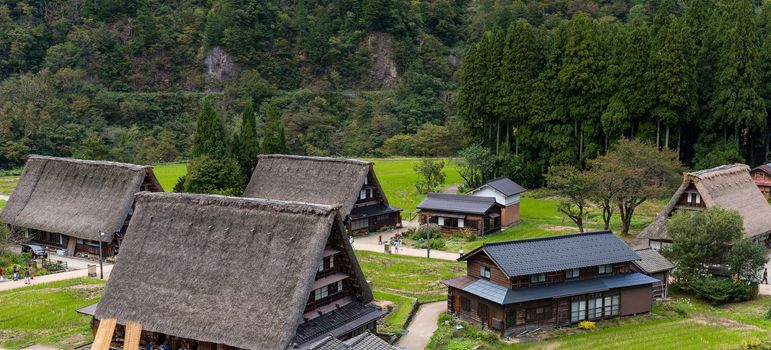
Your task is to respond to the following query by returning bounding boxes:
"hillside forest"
[0,0,769,187]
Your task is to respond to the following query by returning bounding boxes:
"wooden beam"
[124,321,143,350]
[92,318,117,350]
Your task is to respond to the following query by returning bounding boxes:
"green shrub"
[406,224,442,241]
[413,238,446,250]
[765,308,771,321]
[438,313,454,323]
[690,277,756,305]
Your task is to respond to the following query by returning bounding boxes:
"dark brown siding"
[619,285,653,316]
[467,254,510,288]
[419,210,485,235]
[502,203,520,226]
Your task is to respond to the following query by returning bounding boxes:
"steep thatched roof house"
[244,155,402,234]
[0,155,163,256]
[638,164,771,250]
[91,192,385,350]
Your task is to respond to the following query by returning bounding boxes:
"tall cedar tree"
[558,14,605,164]
[191,99,228,158]
[262,100,289,154]
[650,16,695,150]
[235,99,260,184]
[711,0,766,163]
[456,43,485,144]
[760,3,771,161]
[499,20,541,155]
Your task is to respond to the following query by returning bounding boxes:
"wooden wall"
[467,254,510,288]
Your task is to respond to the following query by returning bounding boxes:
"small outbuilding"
[90,192,385,350]
[244,155,402,234]
[0,155,163,257]
[417,193,503,235]
[631,248,675,299]
[471,177,526,226]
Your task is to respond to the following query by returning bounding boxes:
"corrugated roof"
[751,163,771,176]
[417,192,498,215]
[465,231,640,277]
[481,177,526,197]
[633,248,675,274]
[461,273,658,305]
[308,332,397,350]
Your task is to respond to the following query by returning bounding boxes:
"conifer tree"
[759,2,771,161]
[711,0,765,161]
[191,98,228,158]
[234,99,260,183]
[456,43,485,144]
[262,100,288,154]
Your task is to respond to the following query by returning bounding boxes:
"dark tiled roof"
[76,303,98,316]
[349,204,402,220]
[461,273,658,305]
[466,231,640,277]
[308,332,397,350]
[417,193,498,215]
[483,177,526,196]
[442,276,477,289]
[633,248,675,274]
[751,164,771,176]
[294,302,386,347]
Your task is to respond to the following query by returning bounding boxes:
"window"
[364,177,368,185]
[566,268,580,279]
[438,217,445,226]
[687,193,693,203]
[695,194,701,204]
[570,296,587,323]
[351,219,368,230]
[480,265,491,279]
[458,219,464,228]
[587,293,604,320]
[526,306,553,322]
[318,256,335,272]
[461,297,471,312]
[360,190,366,200]
[312,281,344,301]
[604,294,620,316]
[531,273,546,283]
[598,264,613,274]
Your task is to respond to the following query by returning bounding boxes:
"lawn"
[0,176,18,196]
[373,290,417,335]
[0,278,104,350]
[355,250,464,303]
[427,294,771,350]
[152,163,187,191]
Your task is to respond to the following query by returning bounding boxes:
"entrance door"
[369,218,377,232]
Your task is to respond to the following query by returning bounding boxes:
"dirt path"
[0,264,113,291]
[442,184,460,194]
[397,301,446,350]
[352,222,461,261]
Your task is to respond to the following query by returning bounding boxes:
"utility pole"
[98,232,105,279]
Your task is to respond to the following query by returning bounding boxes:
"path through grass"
[0,278,104,349]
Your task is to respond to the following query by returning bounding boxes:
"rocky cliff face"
[364,32,399,89]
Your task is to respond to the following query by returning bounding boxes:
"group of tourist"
[0,265,33,284]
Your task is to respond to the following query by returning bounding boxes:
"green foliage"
[728,239,769,283]
[546,164,593,232]
[667,207,744,282]
[234,99,260,183]
[182,155,242,195]
[262,100,288,154]
[456,145,493,190]
[693,139,745,171]
[191,99,228,158]
[381,134,414,156]
[690,277,756,305]
[414,159,446,194]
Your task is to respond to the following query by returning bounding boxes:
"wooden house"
[244,155,402,234]
[471,177,526,226]
[416,193,503,235]
[750,163,771,199]
[87,192,386,350]
[631,248,674,299]
[0,155,163,257]
[638,164,771,250]
[442,232,657,336]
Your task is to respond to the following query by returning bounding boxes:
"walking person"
[24,267,30,285]
[0,266,4,281]
[12,265,19,281]
[762,268,768,284]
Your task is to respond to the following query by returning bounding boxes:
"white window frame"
[598,264,613,274]
[438,217,445,226]
[458,219,464,228]
[360,190,366,200]
[687,193,693,203]
[695,194,701,204]
[566,268,580,279]
[480,265,491,279]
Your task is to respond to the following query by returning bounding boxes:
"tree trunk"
[496,120,500,154]
[765,126,769,163]
[506,120,510,152]
[656,121,660,149]
[578,121,584,163]
[604,133,608,154]
[677,127,682,161]
[602,201,612,230]
[664,126,669,149]
[749,131,755,166]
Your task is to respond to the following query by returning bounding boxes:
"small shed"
[417,193,503,235]
[750,163,771,199]
[631,248,675,299]
[471,177,526,226]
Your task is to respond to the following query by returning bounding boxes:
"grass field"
[373,290,417,335]
[356,250,464,303]
[152,163,187,191]
[0,278,104,349]
[427,294,771,350]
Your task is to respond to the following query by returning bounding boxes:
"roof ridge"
[29,155,152,171]
[135,192,340,216]
[689,163,748,178]
[427,192,495,202]
[482,231,615,247]
[258,154,372,166]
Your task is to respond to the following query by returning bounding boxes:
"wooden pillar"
[124,322,143,350]
[92,318,117,350]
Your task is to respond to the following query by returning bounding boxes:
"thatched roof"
[244,155,385,215]
[95,192,373,350]
[0,155,162,242]
[638,164,771,241]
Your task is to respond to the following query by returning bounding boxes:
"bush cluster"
[690,277,756,305]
